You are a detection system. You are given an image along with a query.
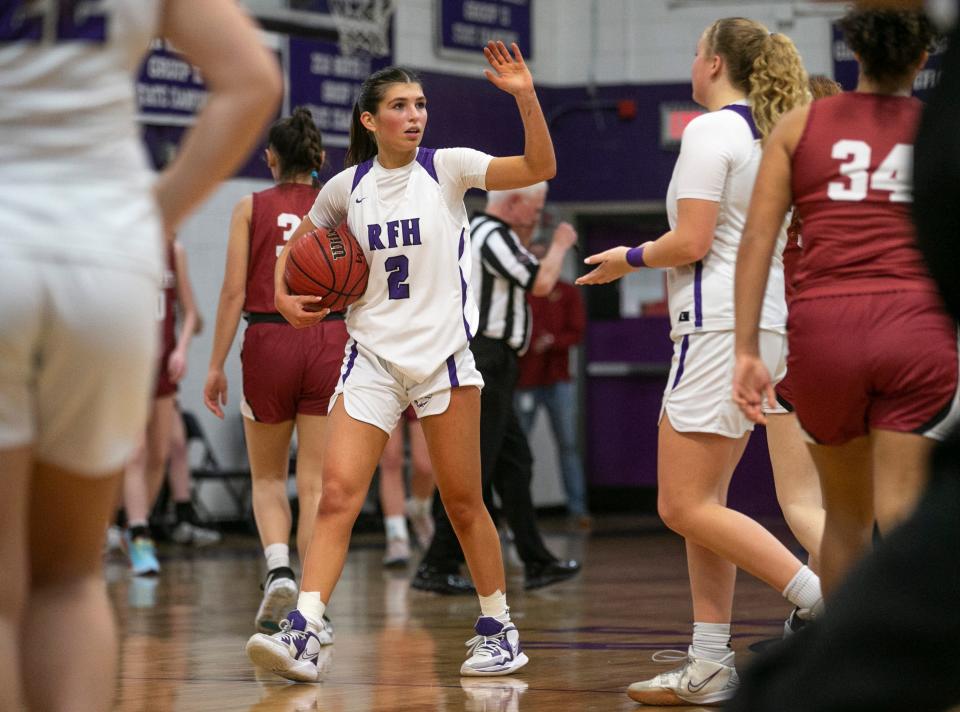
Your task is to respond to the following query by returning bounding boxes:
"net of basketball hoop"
[328,0,394,57]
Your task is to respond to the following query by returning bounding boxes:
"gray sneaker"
[627,648,738,706]
[171,521,221,547]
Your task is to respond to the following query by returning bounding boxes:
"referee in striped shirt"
[413,182,581,593]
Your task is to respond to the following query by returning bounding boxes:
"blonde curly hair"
[704,18,810,140]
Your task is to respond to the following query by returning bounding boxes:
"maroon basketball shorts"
[787,290,959,445]
[241,316,349,423]
[154,345,178,398]
[774,371,797,412]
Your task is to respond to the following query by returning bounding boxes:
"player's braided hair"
[347,66,422,167]
[268,106,325,186]
[838,9,935,90]
[705,18,809,141]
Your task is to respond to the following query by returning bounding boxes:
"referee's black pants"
[420,336,555,571]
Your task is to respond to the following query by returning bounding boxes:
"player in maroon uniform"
[122,240,199,575]
[204,107,347,633]
[764,75,841,596]
[733,8,957,593]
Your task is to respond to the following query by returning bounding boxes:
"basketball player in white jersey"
[578,20,825,706]
[245,41,554,681]
[0,2,280,709]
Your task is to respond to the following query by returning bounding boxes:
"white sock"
[297,591,326,630]
[384,515,409,541]
[691,622,732,662]
[264,543,290,572]
[478,589,510,623]
[783,565,824,618]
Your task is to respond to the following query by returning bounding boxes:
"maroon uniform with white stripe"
[241,183,348,423]
[786,93,957,444]
[154,243,178,398]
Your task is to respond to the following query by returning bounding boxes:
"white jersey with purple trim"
[308,147,492,382]
[665,101,787,339]
[0,0,164,279]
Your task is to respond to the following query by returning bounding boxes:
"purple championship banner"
[436,0,532,61]
[135,40,208,126]
[287,36,393,148]
[832,22,947,100]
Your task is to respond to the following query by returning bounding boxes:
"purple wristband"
[625,245,647,268]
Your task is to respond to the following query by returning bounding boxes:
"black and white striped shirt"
[470,212,540,353]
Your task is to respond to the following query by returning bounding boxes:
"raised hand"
[483,41,534,96]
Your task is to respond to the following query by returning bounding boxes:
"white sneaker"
[246,610,334,682]
[383,537,411,567]
[256,567,299,633]
[626,649,738,706]
[171,521,221,547]
[461,617,529,677]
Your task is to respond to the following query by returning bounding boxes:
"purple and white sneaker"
[246,610,334,682]
[460,616,529,677]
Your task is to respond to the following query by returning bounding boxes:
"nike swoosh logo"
[355,196,367,203]
[687,668,723,693]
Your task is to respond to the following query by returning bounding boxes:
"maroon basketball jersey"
[245,183,320,313]
[158,243,177,357]
[791,93,937,301]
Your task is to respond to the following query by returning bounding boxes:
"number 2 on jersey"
[385,255,410,300]
[827,140,912,203]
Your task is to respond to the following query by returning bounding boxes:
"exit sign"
[660,102,705,149]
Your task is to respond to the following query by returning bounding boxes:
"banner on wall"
[436,0,532,61]
[287,36,393,148]
[135,40,208,126]
[831,23,947,100]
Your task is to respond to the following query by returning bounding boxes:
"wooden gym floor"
[108,516,796,711]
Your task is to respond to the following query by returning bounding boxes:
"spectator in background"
[515,240,590,526]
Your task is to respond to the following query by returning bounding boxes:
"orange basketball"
[284,223,369,312]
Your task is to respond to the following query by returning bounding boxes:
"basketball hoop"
[328,0,394,58]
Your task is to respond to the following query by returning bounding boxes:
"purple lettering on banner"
[386,220,400,249]
[367,224,385,251]
[401,218,421,246]
[437,0,532,61]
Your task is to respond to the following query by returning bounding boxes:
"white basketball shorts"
[329,339,484,434]
[660,329,787,438]
[0,252,158,474]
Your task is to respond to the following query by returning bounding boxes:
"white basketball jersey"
[665,103,787,338]
[0,0,164,278]
[309,147,492,382]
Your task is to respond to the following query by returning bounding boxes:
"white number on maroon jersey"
[871,143,913,203]
[827,140,913,203]
[276,213,301,257]
[827,140,870,201]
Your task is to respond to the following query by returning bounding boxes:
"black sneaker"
[411,563,475,595]
[524,559,580,590]
[783,606,809,638]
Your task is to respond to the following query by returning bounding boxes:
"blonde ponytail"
[749,32,810,140]
[705,18,810,141]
